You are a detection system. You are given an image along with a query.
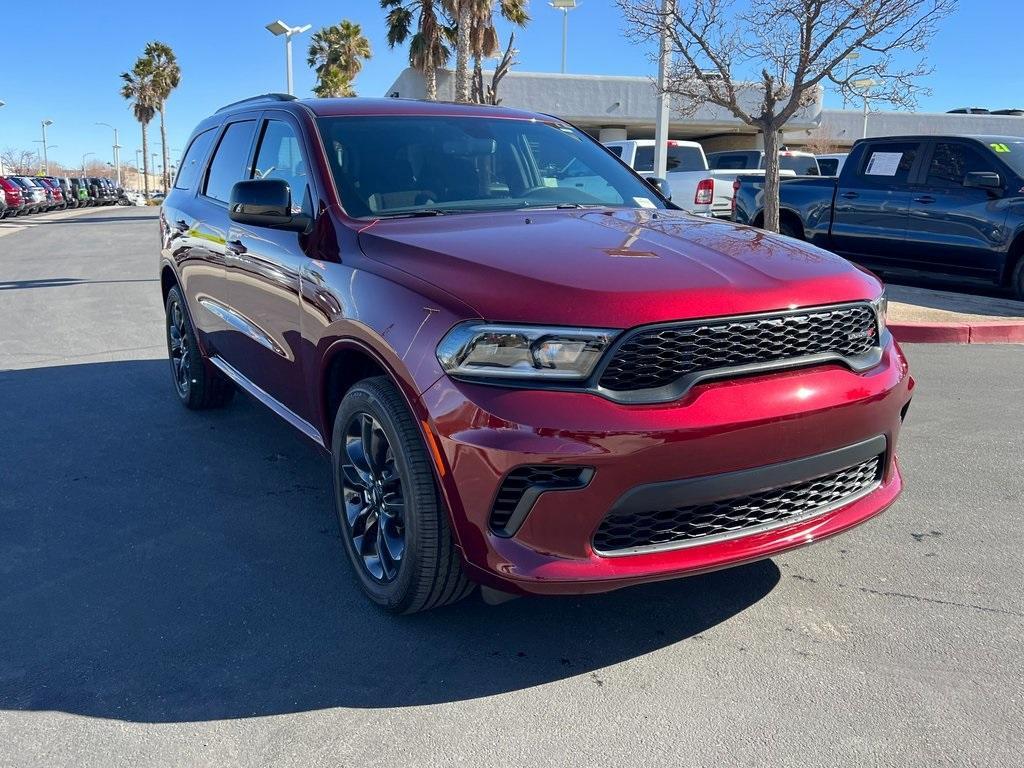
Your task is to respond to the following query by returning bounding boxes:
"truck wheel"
[164,286,234,409]
[1011,259,1024,301]
[779,219,802,239]
[332,376,474,614]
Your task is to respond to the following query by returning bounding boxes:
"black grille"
[593,455,882,554]
[599,304,878,392]
[491,466,592,534]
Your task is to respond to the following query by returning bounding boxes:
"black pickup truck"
[733,135,1024,298]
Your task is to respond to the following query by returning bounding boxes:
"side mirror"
[229,179,311,232]
[963,171,1002,191]
[645,176,673,201]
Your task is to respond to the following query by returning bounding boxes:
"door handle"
[914,195,936,204]
[839,191,859,199]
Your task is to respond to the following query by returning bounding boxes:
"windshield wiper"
[371,208,449,219]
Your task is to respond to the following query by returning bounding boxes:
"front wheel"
[1011,259,1024,301]
[332,377,473,614]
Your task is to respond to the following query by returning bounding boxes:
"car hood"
[357,208,882,328]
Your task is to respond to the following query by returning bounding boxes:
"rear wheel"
[332,376,473,614]
[164,286,234,409]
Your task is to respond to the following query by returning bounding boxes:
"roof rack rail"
[216,93,298,114]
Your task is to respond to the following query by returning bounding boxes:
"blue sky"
[0,0,1019,171]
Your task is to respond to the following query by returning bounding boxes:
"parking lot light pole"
[653,0,674,181]
[96,123,122,187]
[549,0,577,74]
[265,20,311,96]
[40,119,53,174]
[81,152,95,176]
[851,78,879,138]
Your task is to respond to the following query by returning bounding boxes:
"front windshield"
[317,115,667,218]
[986,139,1024,177]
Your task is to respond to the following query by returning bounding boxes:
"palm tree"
[381,0,453,101]
[144,41,181,194]
[120,58,157,198]
[447,1,529,103]
[307,20,372,97]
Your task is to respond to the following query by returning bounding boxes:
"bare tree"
[1,148,39,175]
[471,33,519,105]
[619,0,956,232]
[803,123,845,155]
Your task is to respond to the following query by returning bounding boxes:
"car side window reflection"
[203,120,257,203]
[252,120,311,216]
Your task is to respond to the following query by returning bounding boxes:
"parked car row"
[0,175,126,218]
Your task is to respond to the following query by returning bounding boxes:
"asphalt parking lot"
[1,208,1022,767]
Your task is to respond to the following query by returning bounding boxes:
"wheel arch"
[1002,227,1024,287]
[318,337,463,549]
[752,208,805,239]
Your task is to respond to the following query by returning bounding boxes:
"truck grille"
[598,304,878,392]
[592,454,882,554]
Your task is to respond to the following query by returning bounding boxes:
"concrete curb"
[889,321,1024,344]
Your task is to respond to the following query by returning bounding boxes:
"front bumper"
[421,338,913,596]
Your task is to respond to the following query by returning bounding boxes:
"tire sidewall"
[331,383,425,610]
[164,287,192,406]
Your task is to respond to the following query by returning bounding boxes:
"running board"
[209,355,325,448]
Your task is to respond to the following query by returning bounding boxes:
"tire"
[779,219,802,239]
[164,286,234,409]
[331,376,473,614]
[1010,259,1024,301]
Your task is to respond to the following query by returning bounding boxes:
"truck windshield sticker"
[990,143,1011,153]
[634,197,656,208]
[864,152,903,176]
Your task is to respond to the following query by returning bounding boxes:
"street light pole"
[96,123,122,187]
[266,20,311,95]
[851,78,879,138]
[840,52,860,110]
[549,0,577,74]
[81,152,95,176]
[40,119,53,174]
[653,0,674,181]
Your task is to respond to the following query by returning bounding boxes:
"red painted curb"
[889,321,1024,344]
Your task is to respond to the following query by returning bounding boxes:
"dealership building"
[386,68,1024,152]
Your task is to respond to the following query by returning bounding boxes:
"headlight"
[437,323,620,380]
[871,292,887,335]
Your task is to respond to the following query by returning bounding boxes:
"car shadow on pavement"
[0,359,779,723]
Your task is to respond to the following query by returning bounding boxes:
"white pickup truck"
[604,139,714,216]
[705,150,820,218]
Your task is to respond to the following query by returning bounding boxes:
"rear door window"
[203,120,257,202]
[855,142,921,186]
[174,128,217,191]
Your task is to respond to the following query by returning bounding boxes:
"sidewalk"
[887,284,1024,343]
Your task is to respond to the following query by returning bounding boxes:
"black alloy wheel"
[339,412,407,583]
[331,377,473,613]
[163,286,234,410]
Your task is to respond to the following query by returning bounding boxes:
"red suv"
[159,95,913,613]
